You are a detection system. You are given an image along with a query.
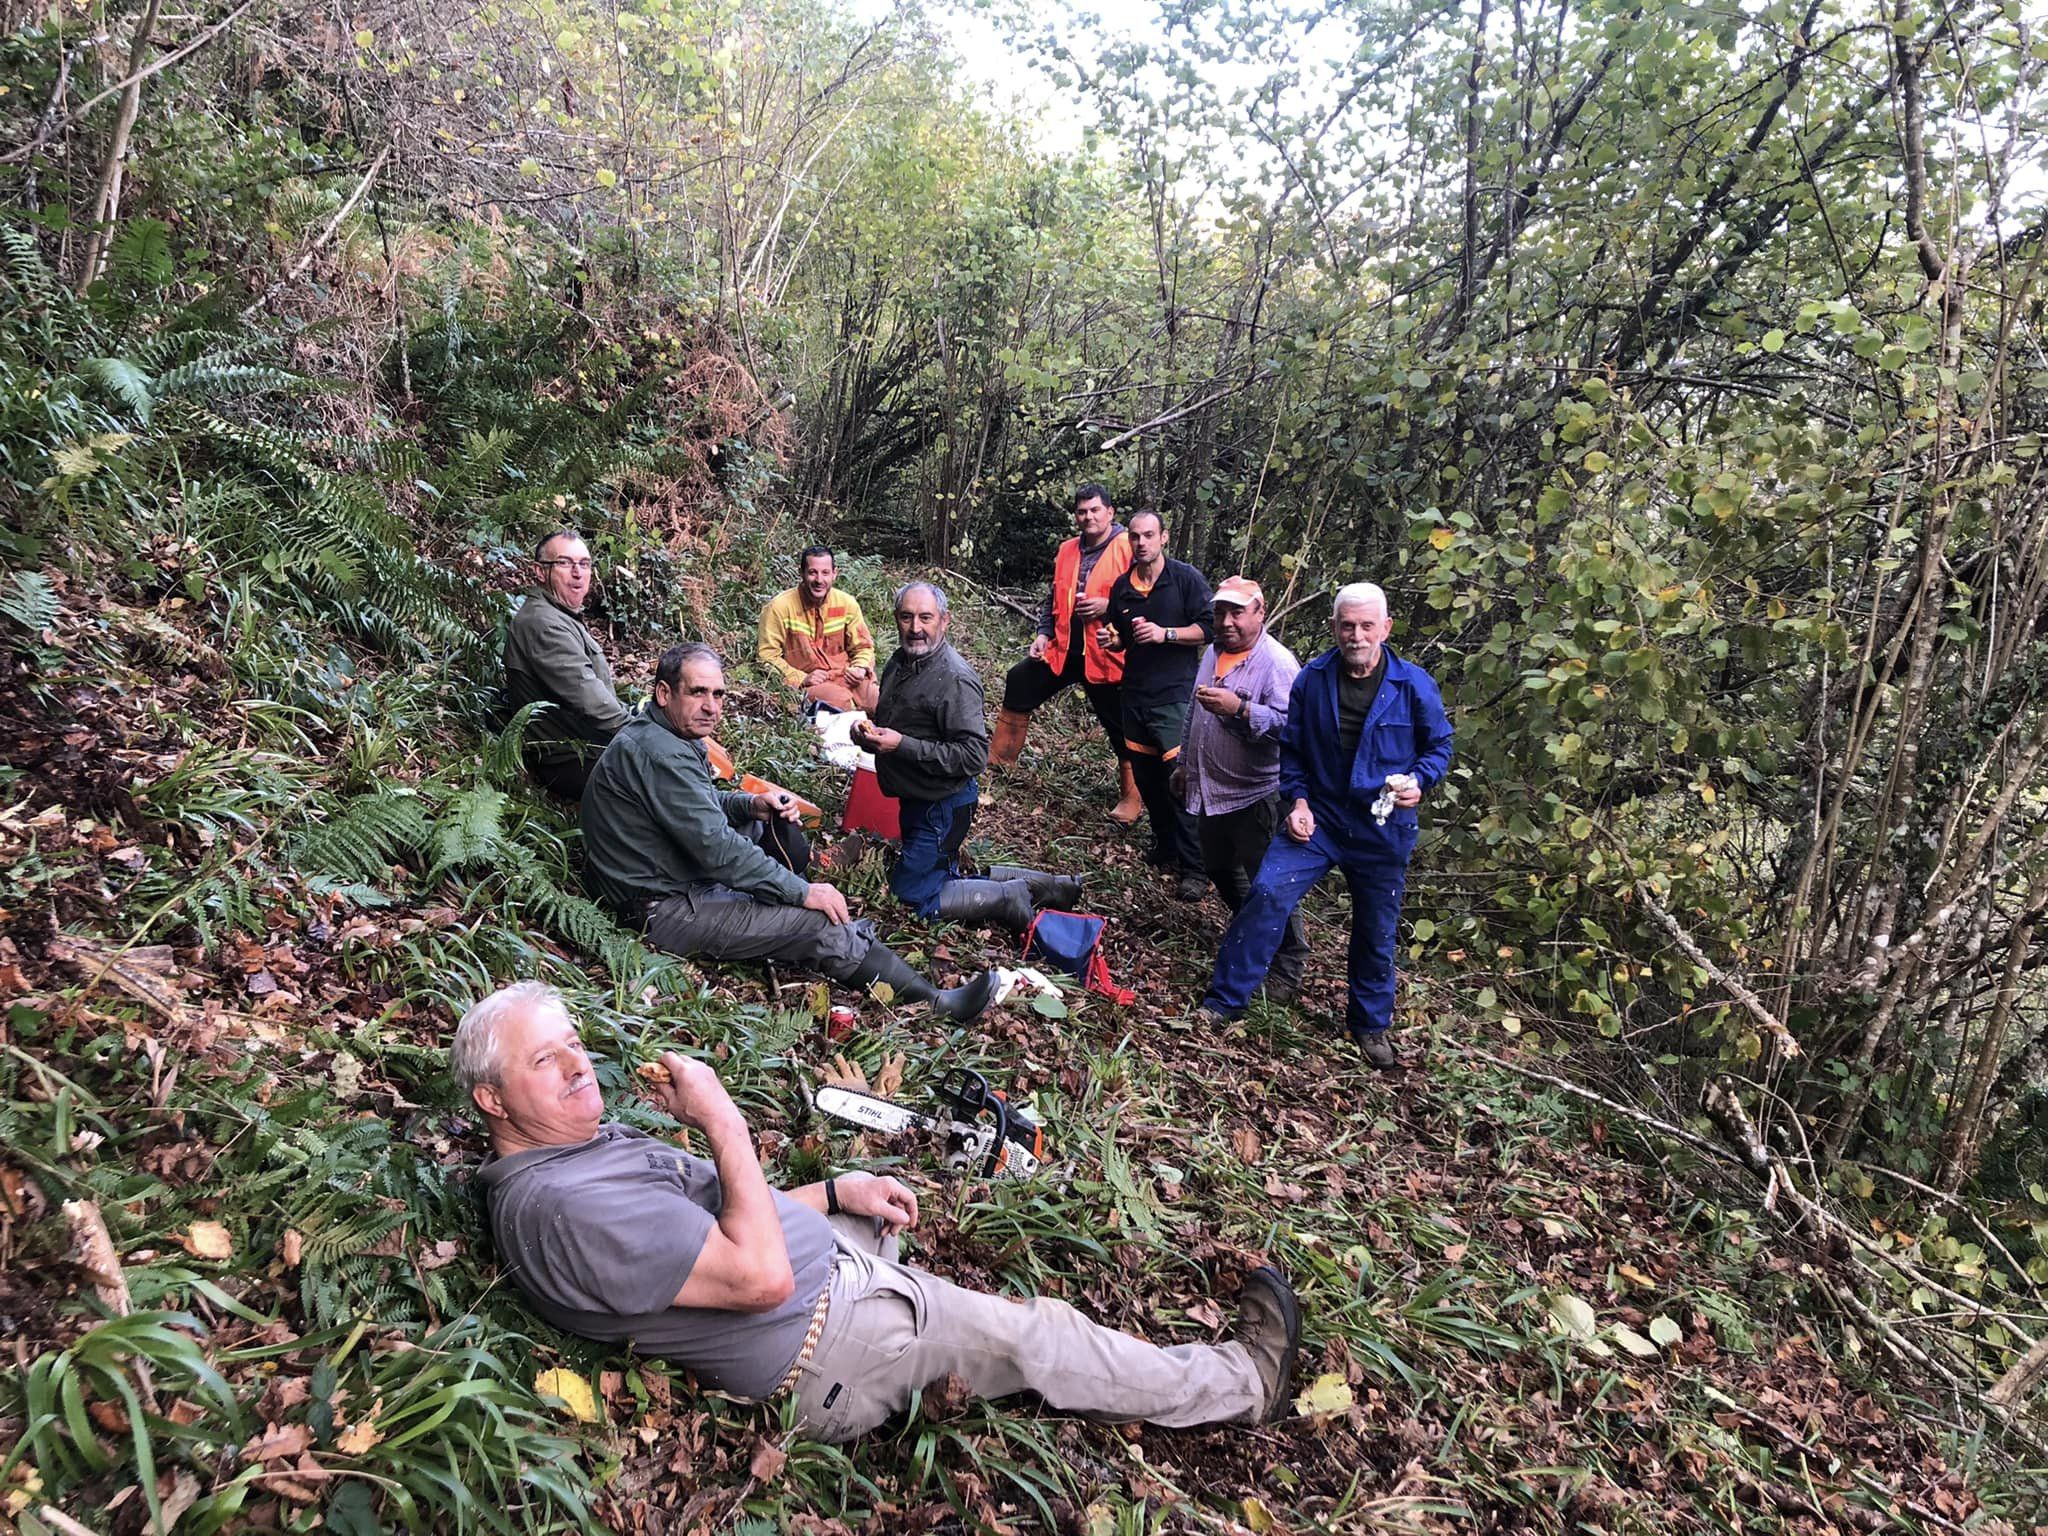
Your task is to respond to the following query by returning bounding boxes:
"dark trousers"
[1000,632,1128,763]
[1198,796,1307,988]
[751,817,812,875]
[645,887,875,978]
[1125,697,1199,871]
[889,783,979,916]
[527,744,599,802]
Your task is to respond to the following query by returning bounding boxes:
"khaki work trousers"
[792,1220,1263,1442]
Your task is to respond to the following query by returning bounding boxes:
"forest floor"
[0,563,2028,1536]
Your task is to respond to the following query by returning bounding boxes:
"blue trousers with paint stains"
[1201,823,1412,1038]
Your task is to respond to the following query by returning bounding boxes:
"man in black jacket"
[854,583,1081,933]
[1105,513,1214,900]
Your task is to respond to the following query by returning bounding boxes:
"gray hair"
[453,980,571,1102]
[1332,582,1388,619]
[894,580,948,614]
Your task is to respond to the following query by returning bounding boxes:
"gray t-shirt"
[477,1124,835,1400]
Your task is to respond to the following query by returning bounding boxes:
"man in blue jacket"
[1199,583,1453,1067]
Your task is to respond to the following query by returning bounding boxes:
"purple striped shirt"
[1180,633,1301,816]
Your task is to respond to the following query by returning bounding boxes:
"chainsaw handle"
[939,1068,1011,1179]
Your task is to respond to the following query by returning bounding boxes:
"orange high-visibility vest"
[1042,531,1133,684]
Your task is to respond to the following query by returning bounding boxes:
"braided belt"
[772,1280,835,1398]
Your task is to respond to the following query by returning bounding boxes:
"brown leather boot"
[989,708,1030,767]
[1107,760,1144,826]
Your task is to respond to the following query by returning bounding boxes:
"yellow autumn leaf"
[1428,526,1456,551]
[183,1220,233,1260]
[534,1367,599,1423]
[1241,1494,1275,1532]
[336,1399,385,1455]
[1292,1371,1354,1418]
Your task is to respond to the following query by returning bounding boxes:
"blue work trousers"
[889,782,980,917]
[1202,825,1411,1037]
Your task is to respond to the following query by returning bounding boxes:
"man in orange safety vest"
[988,484,1143,825]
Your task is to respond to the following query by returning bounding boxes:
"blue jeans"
[889,782,980,917]
[1202,824,1411,1037]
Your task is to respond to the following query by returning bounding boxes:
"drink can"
[825,1005,858,1041]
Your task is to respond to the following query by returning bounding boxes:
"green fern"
[296,789,433,886]
[427,786,510,879]
[0,569,59,640]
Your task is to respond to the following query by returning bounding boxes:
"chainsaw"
[812,1067,1045,1180]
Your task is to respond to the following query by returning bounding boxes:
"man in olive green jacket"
[503,530,630,800]
[582,643,997,1019]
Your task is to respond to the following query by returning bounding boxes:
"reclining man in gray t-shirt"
[454,981,1304,1441]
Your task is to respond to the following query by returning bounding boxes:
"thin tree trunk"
[75,0,164,292]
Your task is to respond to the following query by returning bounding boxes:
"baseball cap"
[1213,576,1263,608]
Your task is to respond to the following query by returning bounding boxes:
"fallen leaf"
[1231,1126,1262,1164]
[748,1434,788,1482]
[1293,1372,1354,1418]
[418,1239,461,1270]
[157,1467,202,1528]
[180,1220,233,1260]
[1546,1291,1598,1341]
[1610,1323,1660,1358]
[1442,1243,1467,1263]
[534,1368,599,1423]
[1241,1494,1276,1532]
[89,1400,131,1433]
[281,1229,303,1267]
[241,1422,314,1463]
[335,1400,385,1456]
[1648,1315,1684,1347]
[920,1372,974,1420]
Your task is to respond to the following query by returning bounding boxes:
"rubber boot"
[1108,759,1144,826]
[986,864,1084,910]
[848,943,998,1021]
[936,878,1034,934]
[989,708,1030,768]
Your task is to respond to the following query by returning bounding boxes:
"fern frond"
[0,570,60,639]
[80,356,155,423]
[484,702,551,787]
[295,789,432,885]
[425,786,508,879]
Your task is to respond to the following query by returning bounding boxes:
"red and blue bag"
[1022,910,1136,1006]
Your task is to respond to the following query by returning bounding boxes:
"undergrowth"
[1,218,2042,1536]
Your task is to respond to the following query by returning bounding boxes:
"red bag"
[841,766,901,840]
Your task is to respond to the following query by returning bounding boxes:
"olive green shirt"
[581,710,810,914]
[503,590,630,764]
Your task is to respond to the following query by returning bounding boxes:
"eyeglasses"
[540,558,594,573]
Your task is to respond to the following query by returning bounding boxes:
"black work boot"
[1233,1265,1303,1421]
[1350,1027,1399,1069]
[985,864,1084,910]
[936,878,1034,934]
[1174,869,1209,903]
[849,944,998,1021]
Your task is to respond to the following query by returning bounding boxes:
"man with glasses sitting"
[503,529,630,800]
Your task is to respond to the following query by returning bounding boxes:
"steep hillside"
[0,527,2032,1534]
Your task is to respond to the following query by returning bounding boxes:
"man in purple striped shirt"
[1173,578,1310,1001]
